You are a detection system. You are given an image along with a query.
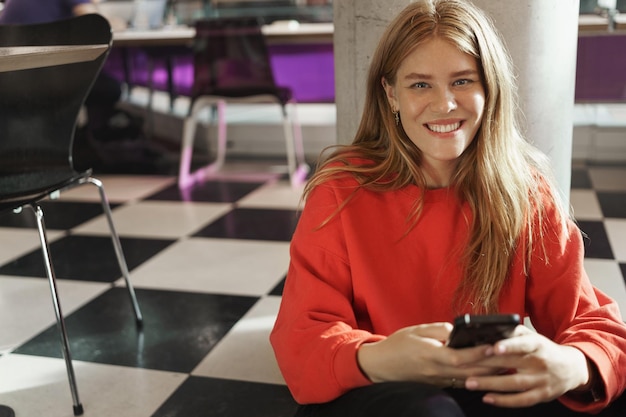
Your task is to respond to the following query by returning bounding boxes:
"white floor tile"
[588,167,626,192]
[585,258,626,320]
[237,179,305,210]
[0,228,65,265]
[569,189,603,220]
[0,354,186,417]
[128,238,289,296]
[72,201,232,239]
[58,175,175,203]
[605,218,626,262]
[0,277,109,353]
[192,296,285,385]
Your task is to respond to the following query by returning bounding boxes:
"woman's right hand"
[357,322,499,387]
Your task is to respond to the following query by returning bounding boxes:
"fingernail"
[495,344,506,354]
[483,395,495,404]
[484,346,494,356]
[466,379,478,389]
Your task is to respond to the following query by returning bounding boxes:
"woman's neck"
[421,162,454,189]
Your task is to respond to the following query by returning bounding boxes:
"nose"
[430,87,457,114]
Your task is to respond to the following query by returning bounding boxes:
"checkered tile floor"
[0,159,625,417]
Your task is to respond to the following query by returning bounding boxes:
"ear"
[381,77,398,111]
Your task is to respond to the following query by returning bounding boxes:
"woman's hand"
[464,325,592,407]
[357,322,501,387]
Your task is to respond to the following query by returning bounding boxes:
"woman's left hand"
[464,325,592,408]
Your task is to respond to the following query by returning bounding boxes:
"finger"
[441,344,499,368]
[481,389,546,408]
[492,330,540,355]
[453,365,505,378]
[471,353,519,369]
[410,322,454,341]
[465,372,538,394]
[435,376,469,389]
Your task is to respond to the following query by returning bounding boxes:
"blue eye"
[412,82,429,89]
[453,79,472,86]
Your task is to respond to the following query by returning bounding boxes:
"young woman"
[270,0,626,416]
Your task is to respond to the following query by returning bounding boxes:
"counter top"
[112,21,333,47]
[112,16,625,48]
[579,13,626,33]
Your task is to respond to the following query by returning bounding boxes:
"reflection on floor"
[0,158,625,417]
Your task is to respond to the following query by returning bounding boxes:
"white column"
[333,0,580,202]
[472,0,580,202]
[333,0,412,145]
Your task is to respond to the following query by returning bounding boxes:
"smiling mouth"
[426,122,461,133]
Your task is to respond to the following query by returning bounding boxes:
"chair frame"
[0,14,142,416]
[16,176,143,415]
[178,17,309,189]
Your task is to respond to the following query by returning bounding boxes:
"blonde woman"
[270,0,626,416]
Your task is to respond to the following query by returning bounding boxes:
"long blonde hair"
[304,0,569,313]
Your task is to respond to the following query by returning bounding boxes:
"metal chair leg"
[178,95,309,189]
[281,101,309,187]
[178,98,227,189]
[29,204,84,416]
[85,177,143,327]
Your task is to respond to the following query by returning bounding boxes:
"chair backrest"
[191,16,281,102]
[0,14,112,176]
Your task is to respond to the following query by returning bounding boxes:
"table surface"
[579,13,626,33]
[111,15,626,47]
[0,44,109,73]
[112,21,334,47]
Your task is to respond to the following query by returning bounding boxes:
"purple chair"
[178,16,309,188]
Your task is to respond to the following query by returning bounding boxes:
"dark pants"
[295,382,626,417]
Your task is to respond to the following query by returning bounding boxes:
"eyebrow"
[403,69,479,80]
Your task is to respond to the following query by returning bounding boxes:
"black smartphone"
[447,314,520,348]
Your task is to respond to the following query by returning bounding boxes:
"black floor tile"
[152,376,298,417]
[571,167,593,189]
[0,235,174,281]
[621,264,626,286]
[269,277,286,296]
[14,287,259,373]
[146,180,264,203]
[577,220,614,259]
[0,200,116,230]
[597,192,626,219]
[192,208,300,242]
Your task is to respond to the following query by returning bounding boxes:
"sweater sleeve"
[525,200,626,413]
[270,181,383,404]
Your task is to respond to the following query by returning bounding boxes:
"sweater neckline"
[400,184,457,203]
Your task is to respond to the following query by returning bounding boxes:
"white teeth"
[427,122,460,133]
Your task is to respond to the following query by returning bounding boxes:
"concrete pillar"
[472,0,579,202]
[333,0,412,144]
[333,0,580,202]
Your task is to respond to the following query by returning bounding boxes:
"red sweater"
[270,174,626,413]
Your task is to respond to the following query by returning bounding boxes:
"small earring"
[393,110,400,126]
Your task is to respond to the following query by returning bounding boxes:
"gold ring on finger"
[450,378,464,389]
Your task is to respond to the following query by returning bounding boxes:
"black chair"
[179,16,309,189]
[0,14,142,416]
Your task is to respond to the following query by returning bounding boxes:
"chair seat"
[0,168,88,211]
[192,85,293,106]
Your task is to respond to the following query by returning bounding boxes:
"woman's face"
[384,37,485,186]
